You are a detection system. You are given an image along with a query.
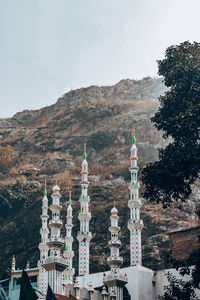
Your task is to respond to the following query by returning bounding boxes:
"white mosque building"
[9,133,194,300]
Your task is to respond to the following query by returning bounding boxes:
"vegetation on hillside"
[0,145,14,173]
[141,41,200,299]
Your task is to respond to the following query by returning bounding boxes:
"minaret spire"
[107,204,123,273]
[84,142,86,154]
[42,183,68,295]
[63,191,75,286]
[38,182,49,298]
[104,204,127,300]
[77,143,92,275]
[128,130,143,265]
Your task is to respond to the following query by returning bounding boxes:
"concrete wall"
[77,265,154,300]
[78,266,200,300]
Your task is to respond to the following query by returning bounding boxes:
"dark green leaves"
[142,41,200,203]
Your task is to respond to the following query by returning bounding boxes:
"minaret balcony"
[80,180,89,185]
[65,223,73,228]
[47,237,64,248]
[78,212,91,221]
[128,199,142,209]
[77,231,92,242]
[107,256,123,267]
[40,214,49,219]
[108,226,120,232]
[108,240,121,248]
[105,272,128,284]
[50,204,62,211]
[42,256,68,272]
[129,166,139,171]
[49,219,63,228]
[128,219,144,230]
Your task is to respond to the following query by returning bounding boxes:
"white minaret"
[63,191,75,286]
[107,205,123,273]
[128,130,143,265]
[77,143,92,276]
[38,183,49,299]
[104,205,127,300]
[42,183,67,295]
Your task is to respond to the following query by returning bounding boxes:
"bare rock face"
[0,78,199,280]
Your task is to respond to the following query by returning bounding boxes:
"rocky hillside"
[0,77,199,280]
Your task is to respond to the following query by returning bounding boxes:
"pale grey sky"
[0,0,200,118]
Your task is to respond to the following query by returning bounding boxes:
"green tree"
[142,41,200,205]
[141,41,200,299]
[158,248,200,300]
[158,272,198,300]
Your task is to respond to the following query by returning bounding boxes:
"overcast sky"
[0,0,200,118]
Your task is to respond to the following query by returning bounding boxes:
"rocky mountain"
[0,77,199,280]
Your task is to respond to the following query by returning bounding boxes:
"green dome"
[44,188,47,196]
[132,136,136,144]
[83,152,87,159]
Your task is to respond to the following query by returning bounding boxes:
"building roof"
[55,294,77,300]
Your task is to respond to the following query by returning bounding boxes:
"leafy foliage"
[158,272,199,300]
[158,248,200,300]
[142,41,200,204]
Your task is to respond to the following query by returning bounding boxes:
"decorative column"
[88,282,95,300]
[77,144,92,276]
[110,289,117,300]
[42,184,67,295]
[102,286,109,300]
[74,278,80,299]
[104,205,127,300]
[38,183,49,298]
[11,255,16,272]
[128,131,143,265]
[63,191,75,286]
[107,206,123,273]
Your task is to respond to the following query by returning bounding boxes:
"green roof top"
[83,152,87,159]
[132,136,136,144]
[44,188,47,196]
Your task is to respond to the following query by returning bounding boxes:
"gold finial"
[84,143,86,153]
[55,179,58,185]
[132,127,135,136]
